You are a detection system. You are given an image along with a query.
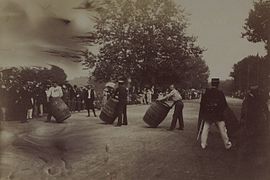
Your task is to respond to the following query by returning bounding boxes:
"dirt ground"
[0,98,269,180]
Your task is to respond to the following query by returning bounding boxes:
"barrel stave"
[143,102,171,128]
[100,98,119,124]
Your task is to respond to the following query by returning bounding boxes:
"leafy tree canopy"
[0,65,67,87]
[82,0,209,88]
[230,55,270,91]
[243,0,270,54]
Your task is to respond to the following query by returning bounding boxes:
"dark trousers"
[17,104,27,122]
[47,98,56,121]
[85,99,96,117]
[117,103,127,125]
[75,98,82,112]
[47,112,52,121]
[170,101,184,129]
[70,98,76,111]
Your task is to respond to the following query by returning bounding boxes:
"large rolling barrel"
[143,101,171,128]
[49,97,71,123]
[100,98,119,124]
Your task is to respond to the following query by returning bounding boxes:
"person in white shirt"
[146,88,153,104]
[84,85,97,117]
[45,82,63,122]
[158,84,184,131]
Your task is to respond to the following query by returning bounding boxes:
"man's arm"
[158,90,174,101]
[59,87,63,98]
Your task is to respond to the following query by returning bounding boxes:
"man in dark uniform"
[14,85,28,123]
[0,84,8,121]
[114,79,128,126]
[84,85,97,117]
[199,78,232,149]
[158,84,184,131]
[241,85,269,137]
[74,85,82,112]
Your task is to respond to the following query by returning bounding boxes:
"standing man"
[84,85,97,117]
[26,82,34,120]
[74,85,82,112]
[241,85,269,137]
[146,88,153,104]
[0,84,8,121]
[69,85,76,112]
[46,82,63,122]
[158,84,184,131]
[14,85,28,123]
[34,83,47,117]
[199,78,232,150]
[114,79,128,126]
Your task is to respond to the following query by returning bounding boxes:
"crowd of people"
[111,78,270,150]
[1,75,270,151]
[123,86,201,105]
[0,75,203,123]
[0,79,101,122]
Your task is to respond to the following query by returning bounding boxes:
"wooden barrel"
[49,97,71,123]
[100,98,119,124]
[143,101,171,128]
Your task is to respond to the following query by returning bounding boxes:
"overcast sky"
[0,0,266,80]
[178,0,266,80]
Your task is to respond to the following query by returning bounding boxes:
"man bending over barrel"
[45,82,63,122]
[158,84,184,131]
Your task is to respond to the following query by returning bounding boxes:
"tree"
[83,0,209,88]
[243,0,270,56]
[219,80,234,96]
[20,65,67,84]
[0,65,68,87]
[230,55,270,91]
[48,65,68,84]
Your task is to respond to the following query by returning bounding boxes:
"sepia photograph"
[0,0,269,179]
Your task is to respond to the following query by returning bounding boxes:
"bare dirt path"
[0,98,269,180]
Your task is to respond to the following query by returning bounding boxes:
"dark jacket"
[84,89,95,101]
[0,87,8,107]
[35,87,47,105]
[25,89,34,109]
[241,90,268,135]
[200,88,227,123]
[114,86,127,104]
